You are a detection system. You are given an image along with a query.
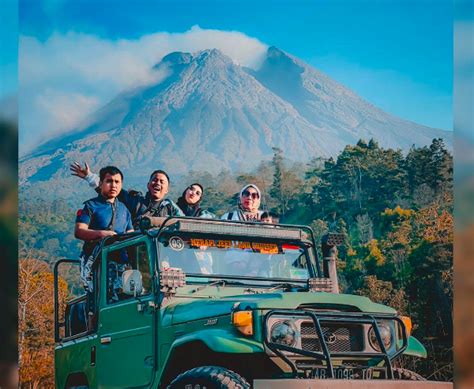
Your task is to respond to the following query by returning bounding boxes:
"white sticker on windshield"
[169,236,184,251]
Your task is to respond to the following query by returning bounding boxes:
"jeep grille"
[300,322,363,352]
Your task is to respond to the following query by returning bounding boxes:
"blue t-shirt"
[76,195,133,255]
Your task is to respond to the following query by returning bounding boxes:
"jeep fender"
[170,328,264,354]
[403,336,427,358]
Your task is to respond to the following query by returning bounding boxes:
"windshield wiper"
[266,282,307,292]
[190,279,249,294]
[191,279,226,294]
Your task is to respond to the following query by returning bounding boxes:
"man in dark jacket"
[71,162,183,228]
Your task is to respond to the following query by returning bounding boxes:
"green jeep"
[54,217,427,388]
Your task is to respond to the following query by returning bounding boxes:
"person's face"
[240,187,260,212]
[100,173,122,200]
[261,217,273,224]
[185,185,202,205]
[147,172,169,201]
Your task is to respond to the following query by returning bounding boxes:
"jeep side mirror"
[122,269,143,297]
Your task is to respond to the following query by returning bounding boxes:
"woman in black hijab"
[177,183,214,218]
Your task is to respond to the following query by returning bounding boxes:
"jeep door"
[96,237,156,388]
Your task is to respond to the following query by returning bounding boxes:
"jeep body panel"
[405,336,428,358]
[164,289,396,326]
[170,328,264,353]
[55,335,97,389]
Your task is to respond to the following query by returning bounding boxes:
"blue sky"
[0,0,18,98]
[17,0,453,153]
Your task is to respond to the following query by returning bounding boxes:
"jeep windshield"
[155,220,318,287]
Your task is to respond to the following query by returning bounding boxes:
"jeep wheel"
[393,367,426,380]
[168,366,250,389]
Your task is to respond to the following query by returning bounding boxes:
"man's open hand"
[70,161,90,179]
[100,230,117,238]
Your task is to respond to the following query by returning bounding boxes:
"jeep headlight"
[368,322,393,351]
[269,320,298,347]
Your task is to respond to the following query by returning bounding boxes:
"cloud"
[35,89,100,135]
[19,26,268,155]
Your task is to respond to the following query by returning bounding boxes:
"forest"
[18,138,453,387]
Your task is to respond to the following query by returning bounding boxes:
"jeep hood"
[162,291,396,326]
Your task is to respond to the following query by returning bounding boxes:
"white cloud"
[19,26,268,155]
[35,89,100,135]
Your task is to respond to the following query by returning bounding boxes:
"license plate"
[311,367,376,380]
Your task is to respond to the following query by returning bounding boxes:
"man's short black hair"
[270,212,280,223]
[149,169,170,183]
[261,211,280,223]
[99,166,123,181]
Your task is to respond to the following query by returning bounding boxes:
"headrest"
[122,269,143,296]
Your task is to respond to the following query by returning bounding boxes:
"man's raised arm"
[70,161,100,189]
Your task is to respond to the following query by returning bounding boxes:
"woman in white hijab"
[221,184,264,221]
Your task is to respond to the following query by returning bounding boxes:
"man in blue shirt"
[75,166,133,292]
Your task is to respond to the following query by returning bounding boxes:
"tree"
[19,257,68,388]
[357,275,407,314]
[269,147,284,212]
[404,139,452,202]
[269,147,304,217]
[355,213,374,244]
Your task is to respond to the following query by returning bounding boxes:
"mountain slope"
[19,47,451,200]
[251,46,447,149]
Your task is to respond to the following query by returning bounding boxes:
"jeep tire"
[392,367,426,380]
[168,366,250,389]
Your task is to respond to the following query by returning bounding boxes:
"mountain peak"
[265,46,299,69]
[195,48,233,66]
[267,46,287,57]
[161,51,193,65]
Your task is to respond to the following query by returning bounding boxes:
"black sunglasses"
[242,190,259,199]
[187,186,202,196]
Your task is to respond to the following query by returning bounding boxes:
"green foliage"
[405,138,452,201]
[269,147,304,217]
[19,199,81,264]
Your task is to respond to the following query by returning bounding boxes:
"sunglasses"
[242,190,259,199]
[187,187,202,196]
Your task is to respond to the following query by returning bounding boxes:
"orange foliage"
[357,275,407,314]
[417,206,453,244]
[366,239,385,267]
[18,258,68,389]
[381,206,414,247]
